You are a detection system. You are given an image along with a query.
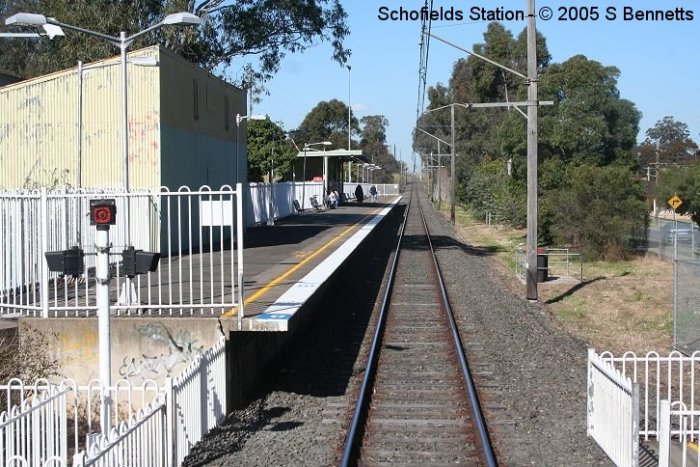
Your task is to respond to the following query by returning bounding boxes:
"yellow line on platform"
[222,208,382,318]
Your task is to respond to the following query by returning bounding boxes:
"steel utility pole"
[525,0,539,301]
[450,104,456,224]
[426,0,546,300]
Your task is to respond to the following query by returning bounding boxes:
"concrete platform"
[223,196,402,332]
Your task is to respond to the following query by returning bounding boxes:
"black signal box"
[45,246,84,277]
[121,246,160,277]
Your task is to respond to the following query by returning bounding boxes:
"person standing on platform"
[355,184,364,204]
[328,190,338,209]
[369,185,378,202]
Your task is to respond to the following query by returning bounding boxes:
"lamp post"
[6,11,200,245]
[301,141,332,214]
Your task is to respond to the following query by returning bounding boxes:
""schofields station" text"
[377,6,528,22]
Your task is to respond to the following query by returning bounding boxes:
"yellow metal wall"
[0,46,245,191]
[0,47,161,190]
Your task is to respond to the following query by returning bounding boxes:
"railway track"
[341,185,497,466]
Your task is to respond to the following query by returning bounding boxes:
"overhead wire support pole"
[423,0,542,300]
[525,0,539,301]
[450,104,456,224]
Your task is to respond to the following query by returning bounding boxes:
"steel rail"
[339,189,411,467]
[419,197,498,467]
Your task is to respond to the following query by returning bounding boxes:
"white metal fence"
[587,349,639,467]
[0,385,69,467]
[514,247,583,283]
[342,182,400,199]
[0,336,227,467]
[247,181,324,224]
[0,185,244,317]
[169,336,227,466]
[73,394,167,467]
[589,349,700,466]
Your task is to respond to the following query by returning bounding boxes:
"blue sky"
[252,1,699,169]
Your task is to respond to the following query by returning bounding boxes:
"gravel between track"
[183,187,613,466]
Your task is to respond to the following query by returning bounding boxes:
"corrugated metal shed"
[0,46,246,191]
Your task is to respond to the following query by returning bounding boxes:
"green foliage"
[655,164,700,226]
[638,116,699,166]
[1,0,350,85]
[293,101,400,183]
[293,99,359,150]
[246,119,296,182]
[545,165,647,260]
[416,22,644,261]
[537,55,640,166]
[359,115,399,183]
[463,158,525,228]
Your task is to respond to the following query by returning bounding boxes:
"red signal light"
[90,199,117,226]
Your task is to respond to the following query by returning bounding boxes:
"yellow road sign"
[668,194,683,211]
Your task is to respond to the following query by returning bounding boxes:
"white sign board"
[200,200,233,227]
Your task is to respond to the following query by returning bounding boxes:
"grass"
[439,200,674,355]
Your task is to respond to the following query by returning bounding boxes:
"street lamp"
[301,141,332,214]
[6,11,201,244]
[0,22,64,38]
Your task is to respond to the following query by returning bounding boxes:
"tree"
[415,22,645,259]
[547,165,647,260]
[246,119,296,182]
[654,165,700,226]
[359,115,398,183]
[1,0,350,84]
[639,116,698,167]
[293,99,359,150]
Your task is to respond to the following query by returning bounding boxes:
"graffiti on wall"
[118,322,204,381]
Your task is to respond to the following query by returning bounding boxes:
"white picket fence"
[587,349,639,466]
[0,337,227,467]
[589,349,700,466]
[0,185,244,318]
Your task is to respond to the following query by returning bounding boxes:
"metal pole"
[673,210,678,349]
[235,116,241,186]
[236,183,245,330]
[301,146,307,214]
[77,61,84,246]
[323,147,328,196]
[525,0,539,301]
[267,145,275,226]
[95,225,112,434]
[120,33,130,246]
[450,104,456,224]
[437,140,441,209]
[347,65,351,150]
[77,61,83,189]
[429,152,434,202]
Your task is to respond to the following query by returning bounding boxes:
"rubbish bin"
[537,248,548,283]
